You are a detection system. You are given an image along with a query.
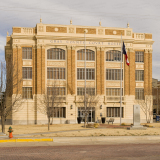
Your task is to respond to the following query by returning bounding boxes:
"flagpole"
[120,33,122,126]
[84,29,86,127]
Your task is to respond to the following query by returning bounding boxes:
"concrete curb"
[0,138,53,143]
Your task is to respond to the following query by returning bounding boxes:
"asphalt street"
[0,144,160,160]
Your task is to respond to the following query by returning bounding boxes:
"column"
[37,45,45,94]
[17,46,22,94]
[144,49,149,96]
[12,45,18,94]
[148,50,152,95]
[96,47,101,95]
[100,47,105,95]
[129,49,135,95]
[71,46,76,95]
[32,45,36,95]
[67,46,72,94]
[124,48,130,95]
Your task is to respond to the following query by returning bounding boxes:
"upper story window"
[22,87,32,99]
[106,50,122,62]
[47,48,65,60]
[135,51,144,62]
[22,47,32,59]
[77,87,95,95]
[135,70,144,81]
[22,67,32,79]
[47,87,66,95]
[135,88,144,100]
[77,49,95,61]
[106,69,123,80]
[77,68,95,80]
[47,68,65,79]
[106,88,123,96]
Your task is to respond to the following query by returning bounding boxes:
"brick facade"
[4,22,154,125]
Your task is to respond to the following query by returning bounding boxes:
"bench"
[106,118,114,124]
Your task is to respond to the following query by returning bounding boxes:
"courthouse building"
[4,19,154,125]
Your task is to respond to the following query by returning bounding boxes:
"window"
[135,88,144,100]
[107,107,123,117]
[77,88,95,95]
[49,107,66,118]
[47,87,66,95]
[135,51,144,62]
[77,49,95,61]
[106,88,123,96]
[47,68,65,79]
[77,68,95,80]
[47,48,65,60]
[22,67,32,79]
[135,70,144,81]
[22,87,32,99]
[106,50,122,62]
[22,47,32,59]
[106,69,123,80]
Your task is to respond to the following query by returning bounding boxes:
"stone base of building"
[127,126,147,130]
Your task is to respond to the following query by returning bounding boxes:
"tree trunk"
[48,118,50,131]
[1,114,5,134]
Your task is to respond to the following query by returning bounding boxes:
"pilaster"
[17,45,22,94]
[100,47,105,95]
[148,50,152,95]
[124,48,130,95]
[129,48,135,95]
[96,47,101,95]
[144,49,149,96]
[37,45,45,94]
[71,46,76,94]
[67,46,72,94]
[32,45,36,95]
[12,44,18,94]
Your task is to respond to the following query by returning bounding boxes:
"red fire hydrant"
[8,126,13,139]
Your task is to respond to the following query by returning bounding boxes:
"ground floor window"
[50,107,66,118]
[107,107,123,117]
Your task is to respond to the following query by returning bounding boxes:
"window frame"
[106,50,123,62]
[107,107,123,117]
[22,47,32,59]
[77,68,95,80]
[77,49,95,61]
[135,70,144,81]
[77,87,95,95]
[22,87,32,99]
[22,67,32,79]
[135,51,144,62]
[106,69,123,80]
[135,88,144,100]
[47,67,65,80]
[47,48,65,60]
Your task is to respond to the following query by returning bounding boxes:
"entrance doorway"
[78,107,95,122]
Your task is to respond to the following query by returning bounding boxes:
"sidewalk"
[0,136,160,147]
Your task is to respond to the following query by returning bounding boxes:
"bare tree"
[76,87,99,128]
[37,81,65,131]
[136,95,153,123]
[0,60,24,134]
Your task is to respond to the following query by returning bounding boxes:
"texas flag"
[122,42,129,66]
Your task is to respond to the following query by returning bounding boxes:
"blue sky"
[0,0,160,79]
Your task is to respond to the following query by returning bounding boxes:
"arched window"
[77,49,95,61]
[106,50,122,62]
[47,48,65,60]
